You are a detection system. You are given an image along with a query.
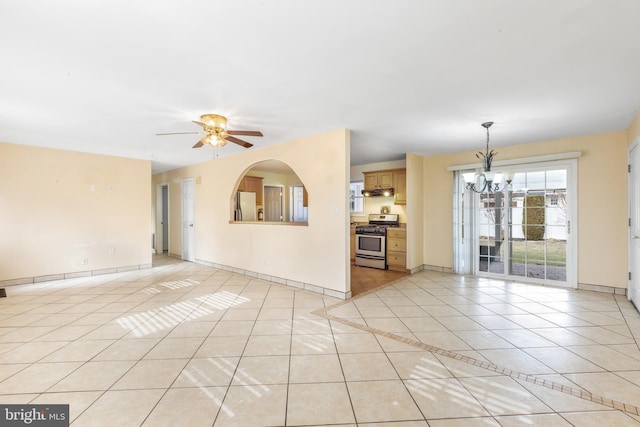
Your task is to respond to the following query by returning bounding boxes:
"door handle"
[189,224,194,227]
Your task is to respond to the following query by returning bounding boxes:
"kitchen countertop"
[350,222,407,228]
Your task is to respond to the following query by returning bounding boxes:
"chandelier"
[462,122,514,193]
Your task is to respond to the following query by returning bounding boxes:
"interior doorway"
[290,186,308,222]
[181,178,195,262]
[156,183,169,254]
[264,186,283,222]
[629,140,640,305]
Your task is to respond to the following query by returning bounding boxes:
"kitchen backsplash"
[351,196,407,223]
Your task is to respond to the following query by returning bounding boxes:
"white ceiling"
[2,1,639,173]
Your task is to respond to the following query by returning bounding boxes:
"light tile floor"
[2,255,640,426]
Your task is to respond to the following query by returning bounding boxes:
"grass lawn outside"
[479,239,567,266]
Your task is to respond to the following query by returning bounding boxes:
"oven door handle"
[355,253,385,260]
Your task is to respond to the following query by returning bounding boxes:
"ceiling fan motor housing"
[200,114,227,132]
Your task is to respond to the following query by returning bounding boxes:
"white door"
[629,142,640,304]
[181,179,195,262]
[290,186,308,222]
[264,186,283,222]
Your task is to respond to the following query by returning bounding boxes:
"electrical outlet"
[81,258,88,265]
[107,247,115,255]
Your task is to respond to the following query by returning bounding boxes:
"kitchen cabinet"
[393,170,406,205]
[387,228,406,272]
[350,227,355,261]
[239,176,263,205]
[364,171,393,189]
[363,168,406,205]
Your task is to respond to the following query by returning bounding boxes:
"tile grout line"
[320,293,360,426]
[312,284,640,417]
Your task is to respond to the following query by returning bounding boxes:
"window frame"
[349,181,364,214]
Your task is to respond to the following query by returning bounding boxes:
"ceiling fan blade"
[226,130,263,137]
[156,132,200,136]
[224,135,253,148]
[192,120,208,129]
[193,135,210,148]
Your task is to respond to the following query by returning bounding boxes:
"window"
[350,182,364,213]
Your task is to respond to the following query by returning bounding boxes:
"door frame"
[629,137,640,304]
[155,183,169,254]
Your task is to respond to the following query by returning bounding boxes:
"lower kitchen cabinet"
[350,227,355,261]
[387,228,406,272]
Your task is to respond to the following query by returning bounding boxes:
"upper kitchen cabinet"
[364,171,394,189]
[393,169,406,205]
[363,168,406,205]
[238,175,264,205]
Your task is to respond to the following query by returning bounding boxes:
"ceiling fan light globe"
[204,134,216,146]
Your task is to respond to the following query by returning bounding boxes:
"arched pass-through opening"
[231,159,309,225]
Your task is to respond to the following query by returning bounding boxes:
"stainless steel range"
[355,214,399,269]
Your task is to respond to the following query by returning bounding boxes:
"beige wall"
[0,142,151,281]
[628,111,640,146]
[421,131,629,289]
[152,129,351,295]
[406,153,424,271]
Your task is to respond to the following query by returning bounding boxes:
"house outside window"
[350,182,364,213]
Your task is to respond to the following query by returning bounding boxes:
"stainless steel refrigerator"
[235,191,257,221]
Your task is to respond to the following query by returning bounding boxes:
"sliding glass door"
[456,160,576,287]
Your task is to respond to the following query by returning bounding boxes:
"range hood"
[361,188,395,197]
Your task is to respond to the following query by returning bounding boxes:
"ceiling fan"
[156,114,263,149]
